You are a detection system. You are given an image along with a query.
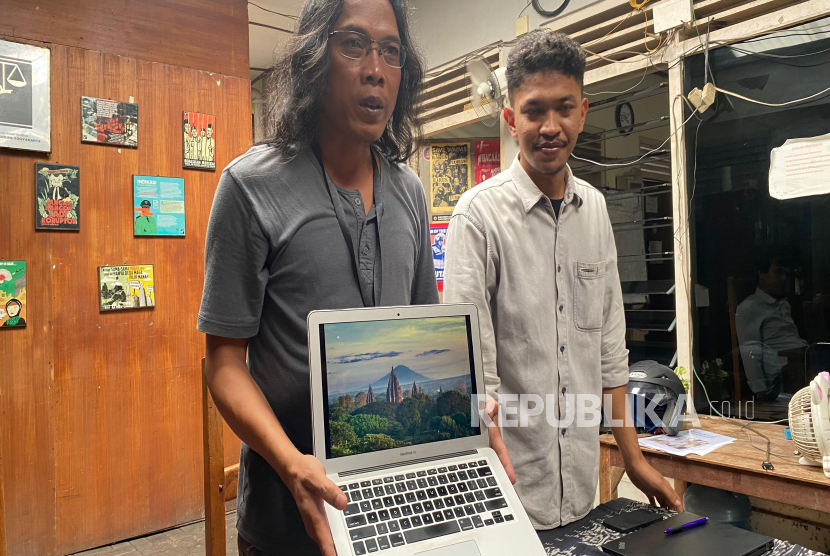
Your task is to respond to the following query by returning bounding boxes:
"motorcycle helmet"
[627,360,687,436]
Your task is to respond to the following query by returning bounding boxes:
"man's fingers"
[488,424,516,485]
[309,473,348,510]
[303,498,338,556]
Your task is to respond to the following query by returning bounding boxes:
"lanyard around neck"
[311,143,381,307]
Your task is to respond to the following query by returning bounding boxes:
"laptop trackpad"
[414,540,482,556]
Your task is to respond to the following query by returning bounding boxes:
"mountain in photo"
[371,365,432,391]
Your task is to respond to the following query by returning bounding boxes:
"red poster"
[474,140,500,185]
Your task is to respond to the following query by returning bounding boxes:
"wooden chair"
[202,358,239,556]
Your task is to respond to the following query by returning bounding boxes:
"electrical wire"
[531,0,571,18]
[248,1,298,19]
[713,83,830,107]
[570,104,698,168]
[519,1,533,18]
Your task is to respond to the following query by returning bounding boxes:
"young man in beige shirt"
[444,30,682,529]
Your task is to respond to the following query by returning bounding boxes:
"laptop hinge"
[338,450,479,478]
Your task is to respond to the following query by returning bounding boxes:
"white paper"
[769,133,830,200]
[639,429,735,457]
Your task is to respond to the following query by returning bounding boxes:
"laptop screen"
[320,315,479,459]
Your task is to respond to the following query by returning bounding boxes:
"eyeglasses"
[328,30,407,69]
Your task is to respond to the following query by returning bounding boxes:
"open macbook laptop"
[308,304,545,556]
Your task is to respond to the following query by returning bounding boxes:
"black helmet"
[627,360,687,436]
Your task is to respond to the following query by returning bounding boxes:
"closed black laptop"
[602,512,774,556]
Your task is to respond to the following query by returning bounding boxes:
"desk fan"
[788,372,830,478]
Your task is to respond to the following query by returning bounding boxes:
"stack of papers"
[638,429,736,457]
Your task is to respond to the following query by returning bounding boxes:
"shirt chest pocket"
[573,261,606,331]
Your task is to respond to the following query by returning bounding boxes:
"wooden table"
[599,416,830,512]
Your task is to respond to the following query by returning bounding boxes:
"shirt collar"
[509,155,583,213]
[754,288,778,305]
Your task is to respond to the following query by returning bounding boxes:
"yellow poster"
[430,142,473,216]
[98,264,155,311]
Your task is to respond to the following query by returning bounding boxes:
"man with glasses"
[197,1,434,555]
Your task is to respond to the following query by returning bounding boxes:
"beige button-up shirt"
[444,156,629,529]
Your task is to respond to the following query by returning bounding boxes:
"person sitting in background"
[736,247,807,401]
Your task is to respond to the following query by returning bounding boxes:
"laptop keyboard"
[337,458,515,555]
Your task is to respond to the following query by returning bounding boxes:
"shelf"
[613,216,673,231]
[618,251,674,263]
[621,280,676,295]
[625,310,676,332]
[627,341,677,366]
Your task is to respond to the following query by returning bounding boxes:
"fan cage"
[788,386,822,463]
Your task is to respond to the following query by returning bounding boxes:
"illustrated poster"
[183,111,216,170]
[474,140,500,185]
[98,265,155,311]
[430,223,448,293]
[81,96,138,147]
[0,260,27,328]
[0,39,50,152]
[133,175,185,236]
[35,163,80,230]
[430,143,472,216]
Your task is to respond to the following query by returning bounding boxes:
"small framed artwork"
[0,260,27,327]
[81,96,138,147]
[133,175,185,236]
[0,39,50,152]
[35,163,80,230]
[98,265,155,311]
[183,111,215,170]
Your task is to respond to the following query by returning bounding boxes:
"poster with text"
[430,223,448,292]
[430,143,472,216]
[133,175,185,236]
[98,265,155,311]
[81,96,138,147]
[183,111,216,170]
[0,39,50,152]
[35,163,80,230]
[0,260,26,328]
[474,140,500,184]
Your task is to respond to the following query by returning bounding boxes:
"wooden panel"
[0,42,251,555]
[203,364,226,556]
[0,0,250,80]
[224,464,240,503]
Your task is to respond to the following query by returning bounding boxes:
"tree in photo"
[330,420,358,457]
[348,414,388,437]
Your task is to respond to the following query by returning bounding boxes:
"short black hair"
[506,30,586,101]
[753,246,793,274]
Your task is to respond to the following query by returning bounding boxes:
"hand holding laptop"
[484,394,516,485]
[283,452,349,556]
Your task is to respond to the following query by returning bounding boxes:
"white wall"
[410,0,601,69]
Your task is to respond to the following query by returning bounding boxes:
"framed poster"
[98,265,155,311]
[474,140,500,185]
[0,260,27,327]
[429,142,472,217]
[133,175,185,236]
[183,111,216,170]
[430,223,448,293]
[35,163,80,230]
[0,39,50,152]
[81,96,138,147]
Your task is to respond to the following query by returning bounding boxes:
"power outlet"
[516,15,529,37]
[653,0,694,34]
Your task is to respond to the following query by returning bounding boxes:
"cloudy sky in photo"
[323,316,471,394]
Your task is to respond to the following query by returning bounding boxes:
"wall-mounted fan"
[466,55,507,127]
[788,371,830,478]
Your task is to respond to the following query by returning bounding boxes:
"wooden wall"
[0,31,249,556]
[0,0,250,80]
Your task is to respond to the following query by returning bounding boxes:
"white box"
[653,0,694,34]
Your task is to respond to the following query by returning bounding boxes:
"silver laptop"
[308,303,545,556]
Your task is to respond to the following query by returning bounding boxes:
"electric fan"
[788,372,830,478]
[466,55,507,127]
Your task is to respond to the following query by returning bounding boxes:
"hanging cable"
[531,0,571,18]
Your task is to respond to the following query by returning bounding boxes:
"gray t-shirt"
[197,144,438,553]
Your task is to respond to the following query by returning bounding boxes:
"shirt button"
[557,265,562,273]
[362,246,369,255]
[561,428,567,436]
[354,197,362,206]
[559,305,563,313]
[562,387,567,395]
[560,346,565,354]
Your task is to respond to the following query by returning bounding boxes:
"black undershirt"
[551,198,564,219]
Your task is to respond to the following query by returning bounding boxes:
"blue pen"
[665,517,708,535]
